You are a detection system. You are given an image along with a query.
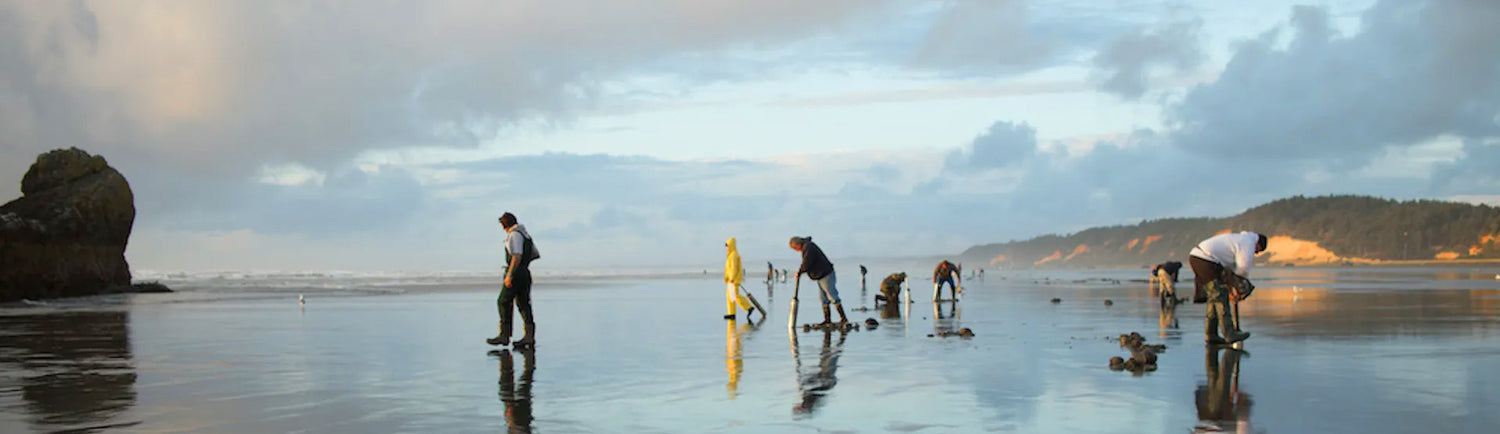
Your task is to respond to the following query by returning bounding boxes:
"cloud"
[944,121,1038,172]
[0,0,893,188]
[153,166,429,238]
[1091,15,1204,99]
[1166,1,1500,170]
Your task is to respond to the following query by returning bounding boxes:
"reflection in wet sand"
[1241,287,1500,337]
[725,318,762,398]
[0,311,139,432]
[1194,346,1252,433]
[496,348,535,434]
[933,300,961,335]
[792,330,845,417]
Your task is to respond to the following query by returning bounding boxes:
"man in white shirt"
[1188,231,1266,345]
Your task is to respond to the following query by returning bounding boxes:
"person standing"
[724,238,755,320]
[790,236,848,325]
[488,212,539,347]
[932,260,962,301]
[859,265,868,289]
[1188,231,1265,345]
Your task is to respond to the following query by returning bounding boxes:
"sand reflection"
[495,348,535,433]
[1194,346,1253,433]
[0,311,139,432]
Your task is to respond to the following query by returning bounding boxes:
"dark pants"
[935,277,957,299]
[1190,256,1234,337]
[498,268,534,340]
[1189,256,1220,304]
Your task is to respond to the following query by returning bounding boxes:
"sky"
[2,0,1498,272]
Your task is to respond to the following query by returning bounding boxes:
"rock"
[1103,299,1113,306]
[1111,331,1165,374]
[1050,298,1061,304]
[2,148,136,302]
[101,281,173,295]
[933,328,976,339]
[1130,346,1157,364]
[1109,356,1125,370]
[864,318,879,328]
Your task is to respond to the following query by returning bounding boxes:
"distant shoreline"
[1270,258,1500,267]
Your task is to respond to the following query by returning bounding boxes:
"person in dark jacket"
[932,260,962,301]
[790,236,848,325]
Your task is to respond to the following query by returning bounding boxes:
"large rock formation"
[1,148,135,302]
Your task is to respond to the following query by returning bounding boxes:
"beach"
[2,264,1499,433]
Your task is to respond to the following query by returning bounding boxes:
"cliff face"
[1,148,136,302]
[961,195,1500,268]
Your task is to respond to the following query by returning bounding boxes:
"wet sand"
[2,265,1499,433]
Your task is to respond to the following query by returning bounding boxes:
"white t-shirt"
[1190,231,1260,278]
[505,224,536,259]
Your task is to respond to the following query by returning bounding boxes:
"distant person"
[488,212,539,347]
[724,238,755,320]
[1188,231,1266,345]
[767,261,775,283]
[932,260,962,301]
[790,236,848,325]
[1153,261,1184,304]
[859,264,868,288]
[874,272,907,305]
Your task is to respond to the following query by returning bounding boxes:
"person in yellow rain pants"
[725,238,756,320]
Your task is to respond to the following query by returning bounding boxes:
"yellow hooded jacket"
[725,237,744,285]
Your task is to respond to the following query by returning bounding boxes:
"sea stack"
[1,148,137,302]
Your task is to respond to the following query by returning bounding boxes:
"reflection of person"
[497,348,536,433]
[725,320,744,398]
[793,330,846,416]
[725,317,760,398]
[489,212,539,347]
[1159,300,1179,333]
[724,238,755,320]
[932,260,962,301]
[1194,346,1252,433]
[790,236,847,325]
[1153,261,1184,304]
[1189,232,1265,344]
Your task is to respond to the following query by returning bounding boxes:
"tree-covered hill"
[959,195,1500,269]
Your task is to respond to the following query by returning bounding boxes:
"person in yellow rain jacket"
[725,238,756,320]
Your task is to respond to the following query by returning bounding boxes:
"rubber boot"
[486,322,510,346]
[1222,312,1250,343]
[1204,313,1225,345]
[515,321,537,347]
[821,305,832,325]
[834,303,849,324]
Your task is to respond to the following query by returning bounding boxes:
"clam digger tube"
[788,276,801,331]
